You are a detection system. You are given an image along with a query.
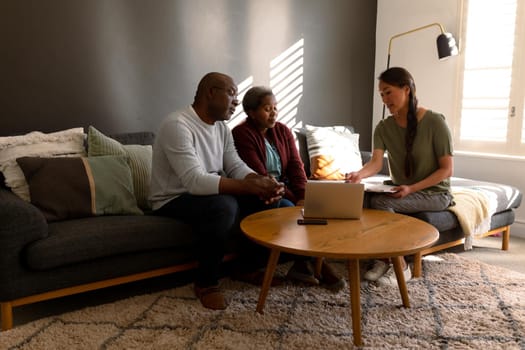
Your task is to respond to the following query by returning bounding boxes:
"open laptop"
[302,180,365,219]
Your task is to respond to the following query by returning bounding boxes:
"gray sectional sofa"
[0,131,240,331]
[0,128,522,332]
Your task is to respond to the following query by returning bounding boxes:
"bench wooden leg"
[502,226,510,251]
[1,302,13,331]
[412,252,422,278]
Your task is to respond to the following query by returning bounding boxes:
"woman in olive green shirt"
[346,67,454,287]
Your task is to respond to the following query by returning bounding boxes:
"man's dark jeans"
[154,194,240,287]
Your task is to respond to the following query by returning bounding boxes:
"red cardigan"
[232,118,307,204]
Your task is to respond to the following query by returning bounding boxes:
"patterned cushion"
[304,124,362,180]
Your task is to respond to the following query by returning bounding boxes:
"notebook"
[302,180,365,219]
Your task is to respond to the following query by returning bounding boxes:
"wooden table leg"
[391,256,410,308]
[348,259,362,346]
[256,248,281,313]
[412,252,422,278]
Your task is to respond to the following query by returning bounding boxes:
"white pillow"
[0,128,86,201]
[305,124,362,180]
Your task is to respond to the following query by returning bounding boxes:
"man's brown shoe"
[194,284,227,310]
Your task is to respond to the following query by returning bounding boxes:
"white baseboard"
[511,221,525,239]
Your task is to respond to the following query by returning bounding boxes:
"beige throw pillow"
[0,128,86,201]
[305,125,362,180]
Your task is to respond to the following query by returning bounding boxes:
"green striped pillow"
[87,126,152,210]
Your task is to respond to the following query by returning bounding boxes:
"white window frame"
[453,0,525,157]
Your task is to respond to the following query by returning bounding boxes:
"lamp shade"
[437,32,459,60]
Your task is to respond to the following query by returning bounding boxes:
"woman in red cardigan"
[232,86,343,291]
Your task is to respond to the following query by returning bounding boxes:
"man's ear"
[206,86,216,99]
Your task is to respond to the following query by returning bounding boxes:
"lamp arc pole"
[382,22,458,119]
[386,22,448,69]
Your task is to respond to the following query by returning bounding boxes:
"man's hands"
[245,174,285,205]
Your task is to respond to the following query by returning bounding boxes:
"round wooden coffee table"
[240,206,438,346]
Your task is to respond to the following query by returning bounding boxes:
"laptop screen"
[303,181,364,219]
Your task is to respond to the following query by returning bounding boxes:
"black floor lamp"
[382,22,459,119]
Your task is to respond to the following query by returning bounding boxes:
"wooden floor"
[448,234,525,274]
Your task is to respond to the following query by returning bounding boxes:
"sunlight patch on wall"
[270,38,304,131]
[226,38,304,132]
[227,76,253,129]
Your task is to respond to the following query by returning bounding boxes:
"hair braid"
[404,90,418,178]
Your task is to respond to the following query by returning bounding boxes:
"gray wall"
[0,0,377,150]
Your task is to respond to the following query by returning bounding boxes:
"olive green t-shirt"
[373,110,453,194]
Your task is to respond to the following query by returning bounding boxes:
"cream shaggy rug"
[1,253,524,349]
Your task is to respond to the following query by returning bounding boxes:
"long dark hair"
[379,67,418,178]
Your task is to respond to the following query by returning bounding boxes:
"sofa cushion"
[87,126,152,210]
[24,215,194,270]
[489,210,515,230]
[450,177,522,212]
[302,125,362,180]
[409,211,458,232]
[0,128,86,201]
[409,178,521,233]
[16,155,142,222]
[110,131,156,146]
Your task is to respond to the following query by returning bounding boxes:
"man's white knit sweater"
[149,105,254,210]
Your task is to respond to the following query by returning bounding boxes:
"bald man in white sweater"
[150,72,283,310]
